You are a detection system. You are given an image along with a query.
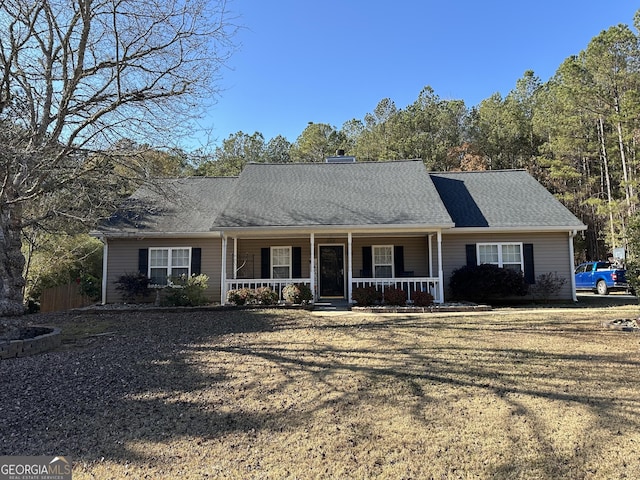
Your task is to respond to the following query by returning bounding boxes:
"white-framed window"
[373,245,394,278]
[477,243,523,271]
[149,247,191,285]
[271,246,291,279]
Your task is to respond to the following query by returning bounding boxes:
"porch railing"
[225,278,312,302]
[352,277,441,303]
[225,276,441,304]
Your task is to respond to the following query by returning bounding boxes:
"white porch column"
[310,233,315,300]
[220,235,227,305]
[347,232,353,303]
[569,230,578,302]
[428,234,434,277]
[233,237,238,279]
[437,230,444,303]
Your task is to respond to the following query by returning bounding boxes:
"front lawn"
[1,305,639,479]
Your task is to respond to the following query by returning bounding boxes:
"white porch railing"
[226,278,312,302]
[352,277,441,303]
[225,276,441,304]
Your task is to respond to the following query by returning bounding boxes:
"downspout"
[100,237,108,305]
[437,230,444,303]
[569,230,577,302]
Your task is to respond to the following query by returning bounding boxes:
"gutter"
[89,231,224,239]
[444,225,588,234]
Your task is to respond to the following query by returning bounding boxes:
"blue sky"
[195,1,638,148]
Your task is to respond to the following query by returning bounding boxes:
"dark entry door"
[319,245,345,297]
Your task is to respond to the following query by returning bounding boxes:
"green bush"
[282,283,313,304]
[226,288,253,305]
[412,291,434,307]
[256,287,279,305]
[383,286,407,306]
[79,273,101,301]
[227,287,279,305]
[625,259,640,296]
[449,264,528,302]
[352,286,382,306]
[163,274,210,306]
[115,272,150,303]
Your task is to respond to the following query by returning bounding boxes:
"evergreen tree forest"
[197,12,640,263]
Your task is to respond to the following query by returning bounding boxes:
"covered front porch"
[221,230,444,305]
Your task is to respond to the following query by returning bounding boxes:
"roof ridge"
[245,159,424,166]
[430,168,527,174]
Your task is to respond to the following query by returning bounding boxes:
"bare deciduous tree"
[0,0,236,315]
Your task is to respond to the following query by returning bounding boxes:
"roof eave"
[90,230,223,239]
[444,225,587,233]
[216,222,455,237]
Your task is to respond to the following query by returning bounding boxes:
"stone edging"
[601,319,640,332]
[0,327,62,360]
[351,305,492,313]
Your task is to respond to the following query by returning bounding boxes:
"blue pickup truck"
[574,261,630,295]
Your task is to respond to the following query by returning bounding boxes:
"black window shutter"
[191,248,202,275]
[394,245,405,276]
[261,247,270,279]
[292,247,302,278]
[523,243,535,284]
[465,244,477,266]
[362,246,372,277]
[138,248,149,275]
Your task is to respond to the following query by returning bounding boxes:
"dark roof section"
[429,170,585,228]
[98,177,236,235]
[212,161,454,228]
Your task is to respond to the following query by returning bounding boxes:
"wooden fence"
[40,282,95,313]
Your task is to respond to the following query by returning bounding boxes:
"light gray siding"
[441,232,574,300]
[105,237,222,303]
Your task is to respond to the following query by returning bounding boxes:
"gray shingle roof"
[212,161,454,228]
[96,163,585,236]
[429,170,585,229]
[98,177,236,235]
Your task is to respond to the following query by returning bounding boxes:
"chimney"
[325,151,356,163]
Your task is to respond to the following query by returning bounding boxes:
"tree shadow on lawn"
[2,308,638,477]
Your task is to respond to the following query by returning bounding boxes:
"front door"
[319,245,345,297]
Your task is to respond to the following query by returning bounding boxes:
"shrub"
[282,284,300,303]
[625,258,640,296]
[412,290,434,307]
[282,283,314,304]
[449,264,528,302]
[227,288,253,305]
[79,273,102,301]
[115,272,150,303]
[351,286,382,306]
[163,274,210,307]
[255,287,279,305]
[383,286,407,306]
[530,272,567,303]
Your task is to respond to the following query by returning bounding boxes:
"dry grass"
[2,302,640,479]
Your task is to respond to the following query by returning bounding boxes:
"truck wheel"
[596,280,609,295]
